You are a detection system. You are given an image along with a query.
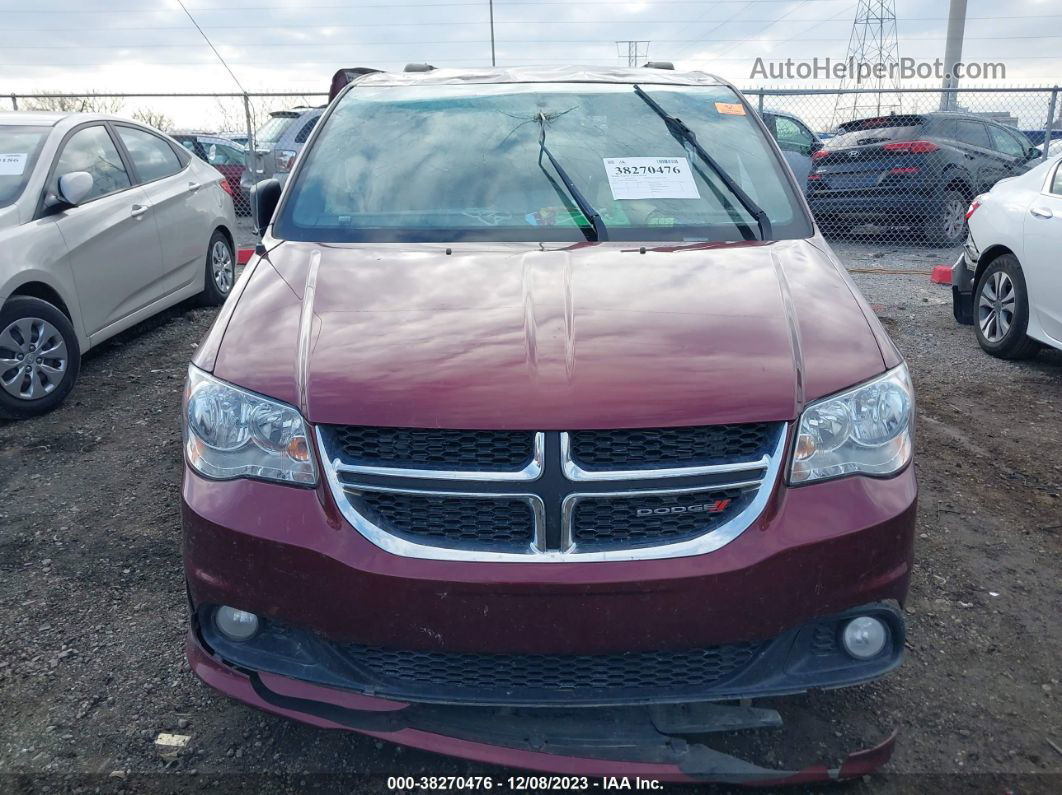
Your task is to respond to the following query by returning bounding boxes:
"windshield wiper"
[535,112,608,242]
[632,85,772,241]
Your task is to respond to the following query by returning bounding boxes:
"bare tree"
[132,108,174,131]
[24,91,124,115]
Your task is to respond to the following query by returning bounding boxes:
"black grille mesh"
[569,424,774,471]
[571,488,750,547]
[356,491,533,546]
[330,426,535,470]
[344,642,761,694]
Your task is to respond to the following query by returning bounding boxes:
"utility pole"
[489,0,496,66]
[939,0,968,111]
[616,41,650,67]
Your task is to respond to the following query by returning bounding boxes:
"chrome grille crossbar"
[317,425,787,563]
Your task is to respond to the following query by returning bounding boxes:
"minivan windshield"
[275,82,810,243]
[0,126,48,208]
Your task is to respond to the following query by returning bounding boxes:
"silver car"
[241,107,322,194]
[0,111,238,419]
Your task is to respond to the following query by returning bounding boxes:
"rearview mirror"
[57,171,93,207]
[251,178,282,235]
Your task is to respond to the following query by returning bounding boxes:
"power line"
[8,34,1062,49]
[174,0,247,93]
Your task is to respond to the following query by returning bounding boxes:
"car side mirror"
[1027,147,1042,161]
[251,178,282,235]
[809,140,824,155]
[56,171,93,207]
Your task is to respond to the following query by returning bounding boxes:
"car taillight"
[882,140,939,154]
[965,195,984,220]
[888,167,920,175]
[218,178,233,197]
[811,149,830,161]
[275,149,297,172]
[807,173,822,181]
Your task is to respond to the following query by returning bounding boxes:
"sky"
[2,0,1059,129]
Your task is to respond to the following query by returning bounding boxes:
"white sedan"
[1,111,238,419]
[952,154,1062,358]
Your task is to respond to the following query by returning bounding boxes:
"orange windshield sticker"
[715,102,746,115]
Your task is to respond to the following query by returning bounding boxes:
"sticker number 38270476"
[603,156,701,200]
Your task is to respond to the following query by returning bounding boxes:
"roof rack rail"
[643,61,675,70]
[404,63,436,72]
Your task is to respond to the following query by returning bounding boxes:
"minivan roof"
[352,65,726,89]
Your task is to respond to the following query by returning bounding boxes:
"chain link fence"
[743,86,1060,252]
[4,85,1059,250]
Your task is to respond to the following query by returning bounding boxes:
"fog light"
[214,606,259,642]
[842,616,887,659]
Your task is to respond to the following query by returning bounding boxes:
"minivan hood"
[209,239,893,429]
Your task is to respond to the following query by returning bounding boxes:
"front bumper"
[183,461,915,776]
[188,628,898,783]
[195,602,905,708]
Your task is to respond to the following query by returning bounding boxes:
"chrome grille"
[319,423,786,562]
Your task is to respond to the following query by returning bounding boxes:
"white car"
[0,112,238,419]
[951,154,1062,357]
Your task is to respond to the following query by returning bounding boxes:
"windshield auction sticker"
[0,153,28,175]
[603,157,701,200]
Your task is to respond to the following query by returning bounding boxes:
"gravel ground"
[1,235,1059,794]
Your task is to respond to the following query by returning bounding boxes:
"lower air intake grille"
[343,641,762,695]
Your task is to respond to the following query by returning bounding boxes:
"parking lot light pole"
[939,0,968,111]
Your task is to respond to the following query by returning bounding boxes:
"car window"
[277,82,810,244]
[1052,163,1062,196]
[53,125,131,201]
[774,116,814,153]
[826,115,925,149]
[256,114,297,144]
[0,125,49,208]
[953,120,991,149]
[294,117,319,144]
[206,143,244,166]
[988,126,1027,158]
[116,126,183,182]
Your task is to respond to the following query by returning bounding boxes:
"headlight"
[183,366,317,485]
[790,364,913,484]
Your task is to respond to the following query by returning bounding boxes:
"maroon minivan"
[182,65,916,783]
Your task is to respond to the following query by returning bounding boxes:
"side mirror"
[809,140,824,155]
[56,171,93,207]
[251,178,282,235]
[1027,147,1042,161]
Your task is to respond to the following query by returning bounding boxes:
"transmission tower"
[832,0,903,127]
[616,41,650,67]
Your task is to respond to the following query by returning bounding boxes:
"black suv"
[807,112,1039,245]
